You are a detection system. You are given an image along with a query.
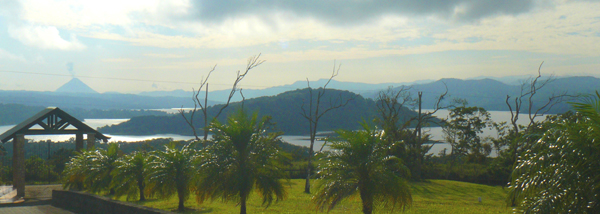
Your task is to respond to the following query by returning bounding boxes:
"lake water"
[0,110,548,156]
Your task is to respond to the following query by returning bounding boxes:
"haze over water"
[0,110,547,156]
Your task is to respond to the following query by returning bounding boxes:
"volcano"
[55,78,98,94]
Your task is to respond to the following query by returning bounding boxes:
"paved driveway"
[0,185,75,214]
[0,202,74,214]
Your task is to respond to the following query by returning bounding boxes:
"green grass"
[115,179,511,213]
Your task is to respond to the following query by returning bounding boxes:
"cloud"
[0,48,26,62]
[101,58,135,63]
[186,0,539,25]
[144,53,187,58]
[8,24,86,51]
[15,0,189,29]
[0,0,22,18]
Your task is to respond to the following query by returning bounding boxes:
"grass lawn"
[117,179,511,213]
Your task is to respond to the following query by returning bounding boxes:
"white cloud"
[101,58,135,63]
[429,1,600,56]
[17,0,190,29]
[144,53,187,58]
[7,0,600,62]
[8,24,86,51]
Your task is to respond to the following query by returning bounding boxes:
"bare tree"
[376,86,415,143]
[300,62,354,193]
[180,65,215,141]
[504,62,576,175]
[505,62,570,133]
[376,83,456,181]
[180,54,265,142]
[408,88,454,180]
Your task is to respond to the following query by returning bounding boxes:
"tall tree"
[300,62,354,193]
[180,54,264,142]
[146,142,198,212]
[196,110,287,214]
[442,106,492,161]
[508,92,600,213]
[313,124,412,214]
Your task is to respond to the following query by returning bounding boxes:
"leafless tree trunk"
[505,62,570,133]
[376,83,456,181]
[300,61,354,193]
[180,54,264,143]
[180,65,216,141]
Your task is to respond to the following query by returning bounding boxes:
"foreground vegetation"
[114,179,509,214]
[2,58,597,213]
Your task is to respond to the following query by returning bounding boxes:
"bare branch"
[181,54,263,142]
[179,105,199,141]
[302,60,351,193]
[179,65,216,141]
[215,54,264,119]
[506,95,518,132]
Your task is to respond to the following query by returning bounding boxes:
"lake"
[0,109,549,156]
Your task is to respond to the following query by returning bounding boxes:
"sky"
[0,0,599,93]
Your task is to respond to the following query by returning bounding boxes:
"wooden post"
[76,133,83,152]
[87,133,95,150]
[13,134,25,198]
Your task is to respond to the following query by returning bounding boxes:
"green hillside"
[98,88,422,136]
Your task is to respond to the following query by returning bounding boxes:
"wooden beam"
[21,130,83,135]
[13,134,25,198]
[87,133,96,150]
[36,121,50,130]
[55,119,67,130]
[76,133,83,152]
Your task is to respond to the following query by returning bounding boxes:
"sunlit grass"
[112,179,510,213]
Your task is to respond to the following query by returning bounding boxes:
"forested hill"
[0,103,168,126]
[98,88,420,136]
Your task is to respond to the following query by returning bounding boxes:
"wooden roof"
[0,107,110,143]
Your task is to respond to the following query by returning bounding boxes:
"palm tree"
[313,124,412,214]
[111,151,148,201]
[85,143,121,194]
[146,142,198,212]
[508,92,600,213]
[62,144,121,193]
[195,110,287,214]
[62,149,93,191]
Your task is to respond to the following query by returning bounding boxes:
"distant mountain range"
[371,76,599,113]
[139,76,599,113]
[0,76,596,112]
[138,79,435,102]
[0,78,220,110]
[0,90,213,110]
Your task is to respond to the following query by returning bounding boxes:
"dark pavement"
[0,185,75,214]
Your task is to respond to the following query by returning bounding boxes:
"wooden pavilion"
[0,107,110,199]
